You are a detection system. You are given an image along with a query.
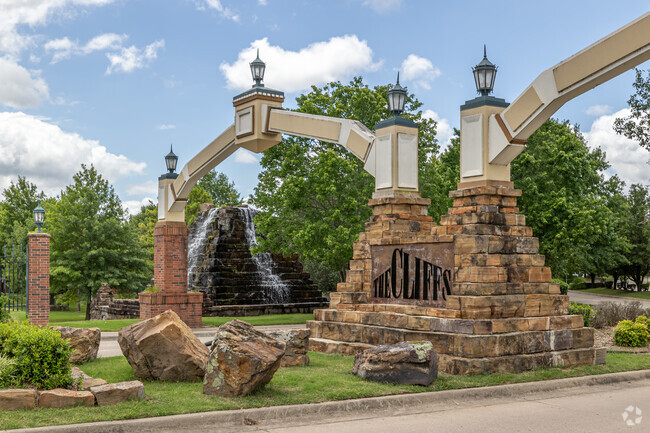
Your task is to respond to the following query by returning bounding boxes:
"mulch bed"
[594,326,650,353]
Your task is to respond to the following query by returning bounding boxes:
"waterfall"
[187,206,219,289]
[239,207,291,303]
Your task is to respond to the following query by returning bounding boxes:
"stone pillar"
[27,233,50,326]
[139,220,203,327]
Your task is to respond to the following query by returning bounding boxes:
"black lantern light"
[473,45,497,96]
[250,49,266,87]
[165,145,178,174]
[387,72,407,116]
[33,202,45,233]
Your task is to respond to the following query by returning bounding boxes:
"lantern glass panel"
[34,210,44,224]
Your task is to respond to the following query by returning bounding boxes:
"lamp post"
[165,145,178,175]
[472,45,497,96]
[250,49,266,88]
[33,202,45,233]
[387,73,407,117]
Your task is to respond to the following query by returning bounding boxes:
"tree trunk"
[84,300,91,320]
[77,288,81,312]
[589,273,596,287]
[612,273,619,290]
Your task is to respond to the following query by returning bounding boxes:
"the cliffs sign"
[370,243,454,308]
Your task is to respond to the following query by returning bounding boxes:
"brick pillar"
[28,233,50,326]
[139,220,203,327]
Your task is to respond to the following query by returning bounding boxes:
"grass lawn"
[2,352,650,430]
[578,287,650,300]
[8,309,314,332]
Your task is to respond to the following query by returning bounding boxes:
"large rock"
[351,341,438,386]
[39,389,95,408]
[118,310,209,381]
[71,367,108,390]
[266,329,310,367]
[90,381,145,406]
[54,326,101,364]
[0,389,37,411]
[203,319,286,397]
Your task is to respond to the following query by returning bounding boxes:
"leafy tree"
[512,119,618,278]
[421,130,460,221]
[251,77,439,283]
[127,200,157,279]
[48,165,149,317]
[614,68,650,151]
[185,171,242,225]
[0,177,46,247]
[621,184,650,289]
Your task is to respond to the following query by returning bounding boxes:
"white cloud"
[45,33,128,64]
[0,57,49,108]
[363,0,402,13]
[106,39,165,74]
[0,0,115,58]
[157,124,176,130]
[197,0,240,22]
[126,180,157,196]
[584,108,650,187]
[258,0,267,5]
[123,197,156,216]
[0,111,146,196]
[585,104,613,116]
[400,54,441,90]
[221,36,380,93]
[423,109,453,150]
[233,148,259,164]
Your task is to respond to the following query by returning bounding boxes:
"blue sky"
[1,0,649,214]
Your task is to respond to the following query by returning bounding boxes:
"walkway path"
[568,290,650,309]
[98,323,306,358]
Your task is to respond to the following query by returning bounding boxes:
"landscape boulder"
[118,310,209,381]
[90,381,146,406]
[351,341,438,386]
[71,367,108,390]
[54,326,100,364]
[203,319,286,397]
[0,389,37,411]
[266,329,310,367]
[39,389,95,408]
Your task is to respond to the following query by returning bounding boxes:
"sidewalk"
[568,290,650,309]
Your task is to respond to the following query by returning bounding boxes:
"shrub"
[552,278,569,295]
[0,354,16,387]
[640,283,649,292]
[591,301,646,328]
[614,320,649,347]
[569,280,587,291]
[0,322,73,389]
[568,302,595,327]
[0,295,9,324]
[636,315,650,328]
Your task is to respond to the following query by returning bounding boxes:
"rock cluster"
[352,341,438,386]
[89,282,140,320]
[266,329,310,367]
[53,326,100,364]
[203,319,286,397]
[118,310,209,382]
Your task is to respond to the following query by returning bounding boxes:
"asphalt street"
[568,290,650,309]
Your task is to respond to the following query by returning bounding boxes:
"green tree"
[622,184,650,289]
[127,200,158,279]
[185,171,242,225]
[421,130,460,222]
[511,119,616,278]
[251,77,439,283]
[0,177,46,247]
[614,68,650,151]
[48,165,149,317]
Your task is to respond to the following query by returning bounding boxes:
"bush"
[569,280,587,291]
[0,296,9,324]
[568,302,595,327]
[552,278,569,295]
[591,301,646,328]
[614,320,649,347]
[640,283,650,292]
[0,322,73,389]
[636,315,650,328]
[0,354,16,387]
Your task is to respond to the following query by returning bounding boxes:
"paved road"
[197,379,650,433]
[568,290,650,309]
[98,324,306,358]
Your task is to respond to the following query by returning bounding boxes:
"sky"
[0,0,649,215]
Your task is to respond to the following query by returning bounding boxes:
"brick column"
[28,233,50,326]
[139,220,203,327]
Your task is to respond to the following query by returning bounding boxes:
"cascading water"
[239,207,291,304]
[187,206,219,289]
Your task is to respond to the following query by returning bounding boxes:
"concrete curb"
[9,369,650,433]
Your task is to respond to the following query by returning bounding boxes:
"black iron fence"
[0,245,28,312]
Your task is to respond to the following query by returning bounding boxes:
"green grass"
[2,352,650,430]
[7,310,313,332]
[578,287,650,300]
